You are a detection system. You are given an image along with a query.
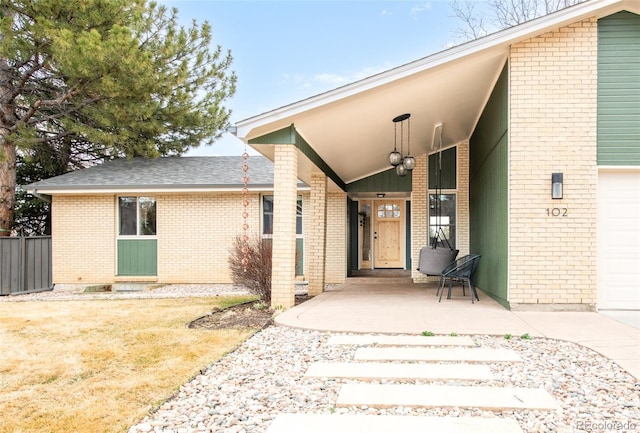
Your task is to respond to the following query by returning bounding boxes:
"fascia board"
[26,185,310,195]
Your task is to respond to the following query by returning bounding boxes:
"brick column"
[307,173,327,296]
[271,145,298,309]
[457,141,470,256]
[325,191,347,284]
[411,154,429,282]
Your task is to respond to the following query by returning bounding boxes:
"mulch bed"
[189,295,311,330]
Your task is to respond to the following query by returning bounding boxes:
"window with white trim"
[118,196,157,236]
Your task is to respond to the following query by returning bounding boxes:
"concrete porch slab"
[354,347,522,362]
[305,362,495,381]
[266,413,524,433]
[336,384,560,411]
[327,334,475,346]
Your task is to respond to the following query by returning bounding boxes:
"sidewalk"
[276,280,640,379]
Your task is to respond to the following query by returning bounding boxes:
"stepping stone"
[305,362,494,381]
[337,383,560,411]
[355,347,522,362]
[328,335,475,346]
[266,413,524,433]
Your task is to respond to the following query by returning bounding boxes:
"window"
[377,203,401,219]
[429,194,456,248]
[428,146,457,248]
[262,195,302,236]
[118,196,156,236]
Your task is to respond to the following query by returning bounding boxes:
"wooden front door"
[373,200,404,268]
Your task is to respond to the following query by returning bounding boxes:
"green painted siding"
[428,147,457,189]
[346,168,412,193]
[348,198,358,276]
[405,201,411,270]
[469,64,509,308]
[598,11,640,165]
[117,239,157,276]
[296,239,304,276]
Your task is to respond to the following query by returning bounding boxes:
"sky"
[158,1,482,156]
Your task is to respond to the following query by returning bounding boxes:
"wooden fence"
[0,236,52,295]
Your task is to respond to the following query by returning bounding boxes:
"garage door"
[597,170,640,311]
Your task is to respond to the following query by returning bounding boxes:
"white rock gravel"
[0,284,251,301]
[128,327,640,433]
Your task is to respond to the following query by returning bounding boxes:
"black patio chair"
[437,254,481,303]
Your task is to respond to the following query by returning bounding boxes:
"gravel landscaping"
[128,326,639,433]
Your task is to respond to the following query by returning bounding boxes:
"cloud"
[381,9,392,17]
[410,2,432,19]
[314,73,350,85]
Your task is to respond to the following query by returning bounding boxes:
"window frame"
[428,145,458,248]
[117,196,157,238]
[261,194,303,239]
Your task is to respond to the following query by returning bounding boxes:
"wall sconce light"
[376,193,385,198]
[551,173,563,199]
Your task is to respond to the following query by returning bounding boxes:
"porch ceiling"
[244,49,507,185]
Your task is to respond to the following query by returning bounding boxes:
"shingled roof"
[23,155,303,193]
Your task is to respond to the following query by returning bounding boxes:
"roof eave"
[26,185,310,195]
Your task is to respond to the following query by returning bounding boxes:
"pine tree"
[0,0,236,234]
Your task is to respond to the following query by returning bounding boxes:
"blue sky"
[159,1,479,155]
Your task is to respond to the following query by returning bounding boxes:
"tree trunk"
[0,135,16,237]
[0,57,16,236]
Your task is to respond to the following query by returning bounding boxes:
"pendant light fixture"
[389,113,414,176]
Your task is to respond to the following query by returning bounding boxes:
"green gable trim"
[428,147,457,189]
[598,11,640,166]
[117,239,157,276]
[248,125,297,145]
[294,129,346,190]
[249,125,346,190]
[346,168,412,193]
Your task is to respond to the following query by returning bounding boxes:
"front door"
[373,200,405,268]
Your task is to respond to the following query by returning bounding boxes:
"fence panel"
[0,238,21,295]
[0,237,52,295]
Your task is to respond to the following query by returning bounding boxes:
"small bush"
[421,331,435,336]
[228,235,272,303]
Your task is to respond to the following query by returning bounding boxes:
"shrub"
[228,235,272,303]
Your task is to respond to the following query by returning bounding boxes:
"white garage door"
[597,170,640,311]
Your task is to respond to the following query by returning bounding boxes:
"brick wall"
[411,154,429,282]
[325,191,347,284]
[51,193,262,286]
[457,141,470,256]
[52,195,116,285]
[157,192,261,283]
[509,18,598,308]
[307,174,327,295]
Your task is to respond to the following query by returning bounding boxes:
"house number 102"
[546,208,568,217]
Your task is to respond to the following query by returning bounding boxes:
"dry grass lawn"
[0,296,259,433]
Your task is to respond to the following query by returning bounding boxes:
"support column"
[411,154,429,282]
[307,173,327,296]
[271,145,298,309]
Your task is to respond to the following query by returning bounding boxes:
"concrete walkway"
[276,279,640,379]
